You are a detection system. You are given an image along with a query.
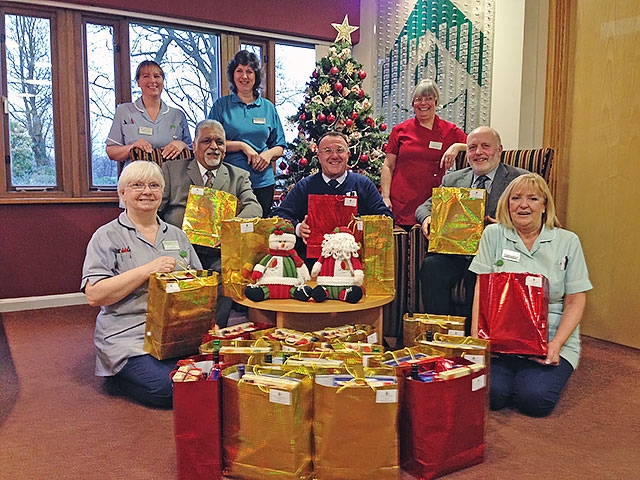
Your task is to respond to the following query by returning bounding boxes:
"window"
[0,3,315,202]
[3,12,57,190]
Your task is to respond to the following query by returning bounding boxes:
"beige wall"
[561,1,640,348]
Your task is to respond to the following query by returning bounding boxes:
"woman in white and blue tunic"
[470,173,592,417]
[81,161,201,408]
[106,60,192,167]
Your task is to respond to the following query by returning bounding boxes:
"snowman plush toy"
[244,220,312,302]
[310,227,364,304]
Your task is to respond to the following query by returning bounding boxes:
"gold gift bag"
[221,365,313,480]
[313,366,400,480]
[144,270,218,360]
[352,215,395,295]
[402,313,466,347]
[428,187,486,255]
[220,217,283,301]
[182,185,238,248]
[416,332,490,368]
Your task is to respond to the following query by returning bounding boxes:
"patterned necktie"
[328,179,339,189]
[204,170,214,187]
[474,175,489,190]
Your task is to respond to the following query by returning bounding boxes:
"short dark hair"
[135,60,164,81]
[226,50,262,97]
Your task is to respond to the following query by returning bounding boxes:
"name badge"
[253,117,266,125]
[163,240,180,251]
[429,141,443,150]
[138,126,153,136]
[501,249,521,262]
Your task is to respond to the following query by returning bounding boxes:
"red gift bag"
[173,354,223,480]
[478,272,549,356]
[307,194,358,258]
[399,358,486,480]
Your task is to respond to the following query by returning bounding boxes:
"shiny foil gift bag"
[416,333,490,369]
[478,272,549,356]
[307,194,358,258]
[182,185,238,248]
[144,270,218,360]
[352,215,395,296]
[220,216,282,301]
[221,365,313,480]
[399,357,487,480]
[403,313,466,347]
[428,187,486,255]
[313,367,400,480]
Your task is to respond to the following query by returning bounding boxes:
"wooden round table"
[236,294,395,344]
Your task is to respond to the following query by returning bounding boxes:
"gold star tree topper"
[332,14,359,44]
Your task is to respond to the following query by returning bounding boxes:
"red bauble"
[299,158,309,167]
[358,70,367,79]
[379,122,387,131]
[334,81,343,91]
[312,70,319,78]
[278,161,287,170]
[344,118,353,128]
[351,111,359,120]
[329,66,339,75]
[326,113,336,123]
[366,116,375,127]
[300,112,306,121]
[357,89,365,98]
[359,154,369,163]
[317,113,327,123]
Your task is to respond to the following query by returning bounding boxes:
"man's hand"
[421,216,431,240]
[299,215,311,243]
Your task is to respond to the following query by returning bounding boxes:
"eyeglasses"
[128,182,162,191]
[320,146,348,155]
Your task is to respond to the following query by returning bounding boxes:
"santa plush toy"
[310,227,364,303]
[245,220,313,302]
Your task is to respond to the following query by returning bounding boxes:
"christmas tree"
[277,16,388,200]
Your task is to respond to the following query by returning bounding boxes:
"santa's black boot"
[245,285,266,302]
[311,285,329,303]
[339,286,363,303]
[291,285,313,302]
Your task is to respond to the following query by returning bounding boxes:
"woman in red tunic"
[380,79,467,228]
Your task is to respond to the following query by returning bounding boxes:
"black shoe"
[291,285,313,302]
[311,285,329,303]
[340,286,363,303]
[245,285,266,302]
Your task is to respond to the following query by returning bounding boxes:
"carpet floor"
[0,304,638,480]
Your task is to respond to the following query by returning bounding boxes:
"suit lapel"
[210,164,228,190]
[486,163,507,217]
[186,159,204,186]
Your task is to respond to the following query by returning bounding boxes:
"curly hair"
[227,50,262,98]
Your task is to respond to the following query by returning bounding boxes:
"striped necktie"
[204,170,214,187]
[474,175,489,190]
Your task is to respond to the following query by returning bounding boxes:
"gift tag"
[240,222,254,233]
[191,187,205,196]
[447,329,464,336]
[165,282,181,293]
[376,389,398,403]
[344,197,357,207]
[269,389,292,405]
[469,188,485,199]
[367,332,378,344]
[465,354,485,365]
[526,275,543,288]
[472,374,486,391]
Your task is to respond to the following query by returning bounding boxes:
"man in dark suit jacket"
[160,119,262,270]
[160,119,262,327]
[415,126,528,334]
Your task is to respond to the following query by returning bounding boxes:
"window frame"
[0,2,317,204]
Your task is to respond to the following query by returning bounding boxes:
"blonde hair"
[495,173,561,230]
[117,161,165,200]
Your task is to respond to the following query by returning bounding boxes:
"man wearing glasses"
[272,131,392,263]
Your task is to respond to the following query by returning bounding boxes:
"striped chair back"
[455,148,554,181]
[130,147,194,167]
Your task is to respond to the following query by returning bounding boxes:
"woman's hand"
[161,140,188,159]
[149,255,178,274]
[241,144,261,170]
[440,143,466,170]
[131,138,154,153]
[529,338,561,366]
